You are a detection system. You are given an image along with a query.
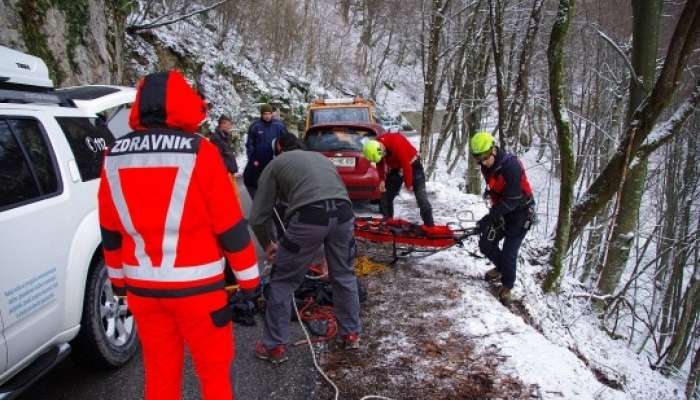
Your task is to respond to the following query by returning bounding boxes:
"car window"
[0,118,60,210]
[56,117,115,181]
[311,107,370,126]
[106,106,132,138]
[305,129,376,152]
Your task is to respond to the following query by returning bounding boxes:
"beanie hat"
[260,103,274,114]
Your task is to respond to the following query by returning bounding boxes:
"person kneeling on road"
[250,133,362,365]
[471,131,535,306]
[362,134,441,236]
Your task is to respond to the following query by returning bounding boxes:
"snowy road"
[18,176,318,400]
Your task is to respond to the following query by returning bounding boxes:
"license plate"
[329,157,356,167]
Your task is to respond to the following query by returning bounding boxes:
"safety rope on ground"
[354,255,386,277]
[292,298,337,346]
[292,296,395,400]
[275,207,395,400]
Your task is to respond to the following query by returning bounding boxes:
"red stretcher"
[353,217,479,263]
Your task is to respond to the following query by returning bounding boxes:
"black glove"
[478,213,504,235]
[235,285,261,302]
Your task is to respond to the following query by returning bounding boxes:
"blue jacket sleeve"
[246,122,256,160]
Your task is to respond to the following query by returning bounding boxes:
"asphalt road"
[19,177,318,400]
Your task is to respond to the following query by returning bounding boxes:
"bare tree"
[419,0,452,160]
[567,1,700,245]
[126,0,230,34]
[542,0,576,292]
[596,0,663,298]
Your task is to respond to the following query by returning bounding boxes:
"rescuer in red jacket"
[362,133,439,234]
[98,70,260,400]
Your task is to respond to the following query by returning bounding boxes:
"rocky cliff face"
[0,1,322,131]
[0,0,127,86]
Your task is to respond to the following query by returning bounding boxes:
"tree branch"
[592,26,642,87]
[637,80,700,157]
[127,0,230,34]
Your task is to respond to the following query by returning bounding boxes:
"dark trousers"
[245,185,257,200]
[380,160,434,226]
[479,223,526,289]
[262,200,361,347]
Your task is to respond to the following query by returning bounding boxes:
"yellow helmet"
[362,139,383,163]
[470,131,494,156]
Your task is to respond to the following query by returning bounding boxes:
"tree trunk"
[487,0,507,148]
[543,0,576,293]
[596,0,661,297]
[419,0,450,160]
[687,344,700,400]
[595,155,647,297]
[503,0,545,148]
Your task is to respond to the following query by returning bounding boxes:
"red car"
[303,122,384,201]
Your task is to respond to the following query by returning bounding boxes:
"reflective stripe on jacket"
[99,128,259,297]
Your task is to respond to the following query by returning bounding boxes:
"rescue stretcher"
[353,216,480,263]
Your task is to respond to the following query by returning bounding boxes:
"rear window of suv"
[0,118,60,210]
[310,107,370,126]
[56,117,115,181]
[305,127,377,152]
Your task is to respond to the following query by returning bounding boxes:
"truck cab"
[304,97,376,132]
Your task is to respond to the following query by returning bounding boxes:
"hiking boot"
[254,341,288,365]
[498,287,512,306]
[484,267,501,282]
[336,332,360,350]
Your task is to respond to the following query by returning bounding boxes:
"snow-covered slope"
[371,135,685,400]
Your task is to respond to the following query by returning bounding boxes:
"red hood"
[129,70,206,133]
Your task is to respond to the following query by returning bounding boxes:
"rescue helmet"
[362,139,383,163]
[470,131,495,156]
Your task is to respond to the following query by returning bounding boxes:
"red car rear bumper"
[339,168,381,200]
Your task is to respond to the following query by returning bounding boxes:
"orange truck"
[304,97,376,131]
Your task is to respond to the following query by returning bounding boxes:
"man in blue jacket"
[243,104,289,199]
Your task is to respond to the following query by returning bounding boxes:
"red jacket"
[377,133,418,188]
[98,70,259,297]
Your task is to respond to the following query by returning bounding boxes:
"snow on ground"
[323,134,683,399]
[123,11,684,399]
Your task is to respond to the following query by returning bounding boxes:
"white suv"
[0,46,137,398]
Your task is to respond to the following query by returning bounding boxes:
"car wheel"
[71,255,138,368]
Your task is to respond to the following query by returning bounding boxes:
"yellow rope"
[354,255,386,277]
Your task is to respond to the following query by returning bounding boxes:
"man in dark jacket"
[250,133,361,364]
[471,131,535,305]
[243,104,289,199]
[210,115,239,174]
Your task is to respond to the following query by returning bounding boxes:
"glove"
[236,285,261,302]
[477,214,491,234]
[478,213,504,235]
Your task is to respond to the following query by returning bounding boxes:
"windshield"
[311,107,370,126]
[305,128,377,152]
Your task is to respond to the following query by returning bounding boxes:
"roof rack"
[0,88,68,106]
[0,45,54,88]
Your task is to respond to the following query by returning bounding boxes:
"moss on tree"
[17,0,65,84]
